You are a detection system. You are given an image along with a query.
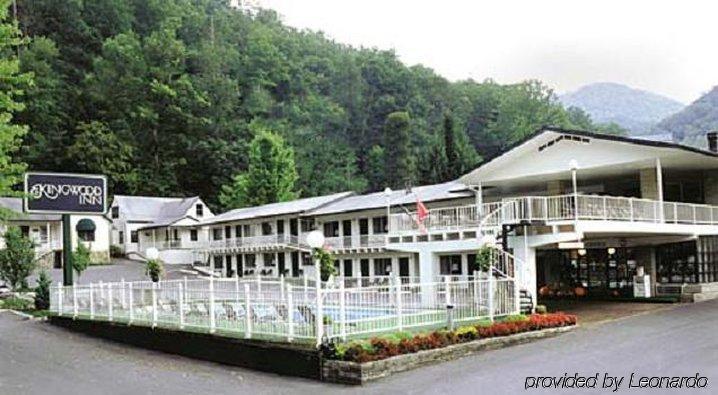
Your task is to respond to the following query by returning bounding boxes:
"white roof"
[0,197,60,221]
[113,195,201,228]
[306,181,472,216]
[200,192,354,225]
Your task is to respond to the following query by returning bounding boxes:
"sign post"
[24,172,107,286]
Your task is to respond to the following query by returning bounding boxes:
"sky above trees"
[260,0,718,103]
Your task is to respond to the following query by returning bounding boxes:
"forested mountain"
[653,86,718,147]
[12,0,619,210]
[560,82,684,134]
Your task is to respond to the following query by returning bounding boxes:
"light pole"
[305,230,325,346]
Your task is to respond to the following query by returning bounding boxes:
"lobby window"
[111,206,119,219]
[439,255,462,275]
[195,204,204,217]
[372,216,388,234]
[190,229,198,241]
[323,221,339,237]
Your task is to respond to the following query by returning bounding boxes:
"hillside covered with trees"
[653,86,718,147]
[9,0,623,210]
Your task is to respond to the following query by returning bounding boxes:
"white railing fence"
[50,274,518,346]
[390,194,718,234]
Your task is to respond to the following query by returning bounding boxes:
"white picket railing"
[50,273,518,345]
[389,194,718,234]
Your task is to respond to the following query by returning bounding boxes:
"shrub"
[34,270,51,310]
[109,245,123,258]
[146,259,164,282]
[535,304,548,314]
[72,243,92,279]
[332,313,578,363]
[0,227,36,290]
[0,296,33,310]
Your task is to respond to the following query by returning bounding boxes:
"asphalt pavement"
[1,299,716,394]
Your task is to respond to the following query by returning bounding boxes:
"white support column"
[394,276,403,331]
[57,282,63,316]
[108,284,114,322]
[209,276,216,333]
[244,283,252,339]
[488,272,495,322]
[656,158,664,222]
[128,282,134,324]
[151,282,157,328]
[178,282,185,329]
[287,284,294,342]
[120,278,126,309]
[72,283,78,319]
[89,283,94,319]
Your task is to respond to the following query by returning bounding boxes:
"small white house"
[0,197,111,267]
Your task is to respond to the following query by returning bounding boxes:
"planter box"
[322,325,577,385]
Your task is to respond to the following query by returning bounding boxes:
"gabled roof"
[306,181,473,216]
[0,197,60,222]
[200,192,354,225]
[113,195,201,228]
[460,126,718,186]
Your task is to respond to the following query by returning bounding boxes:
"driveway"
[35,259,195,286]
[1,300,717,394]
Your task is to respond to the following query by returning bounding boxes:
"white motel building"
[69,127,718,304]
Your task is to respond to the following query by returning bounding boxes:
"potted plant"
[146,259,164,282]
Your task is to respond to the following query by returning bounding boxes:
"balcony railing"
[389,194,718,235]
[324,234,387,250]
[206,234,303,250]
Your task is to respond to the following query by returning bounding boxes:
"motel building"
[0,197,111,267]
[121,127,718,305]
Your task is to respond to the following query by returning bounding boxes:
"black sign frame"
[23,172,107,214]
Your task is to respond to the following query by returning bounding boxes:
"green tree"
[0,227,36,290]
[34,270,51,310]
[219,130,298,209]
[67,121,138,193]
[72,243,91,279]
[383,111,414,189]
[366,145,386,191]
[443,112,460,179]
[0,0,30,219]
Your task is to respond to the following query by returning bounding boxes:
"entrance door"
[342,220,352,247]
[360,259,369,277]
[278,253,286,275]
[291,252,299,277]
[343,259,353,277]
[399,257,410,277]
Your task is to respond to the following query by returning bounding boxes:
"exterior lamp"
[306,230,325,249]
[607,247,616,255]
[577,248,587,256]
[305,229,325,346]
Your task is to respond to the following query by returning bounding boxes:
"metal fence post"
[235,275,240,305]
[57,283,63,316]
[303,273,308,302]
[444,276,451,306]
[488,273,495,322]
[108,284,114,322]
[209,276,216,333]
[339,281,347,341]
[184,276,188,303]
[244,283,252,339]
[89,283,94,319]
[151,282,158,328]
[72,283,78,319]
[287,284,294,342]
[128,282,134,324]
[280,274,285,303]
[394,276,403,332]
[178,282,185,329]
[120,278,126,309]
[315,277,324,347]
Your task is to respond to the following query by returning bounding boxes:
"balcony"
[389,194,718,236]
[323,234,387,252]
[205,234,306,252]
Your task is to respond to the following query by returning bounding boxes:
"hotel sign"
[24,172,107,214]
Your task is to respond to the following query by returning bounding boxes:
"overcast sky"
[258,0,718,104]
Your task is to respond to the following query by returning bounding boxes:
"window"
[76,219,96,242]
[359,218,369,235]
[657,241,698,283]
[360,259,370,277]
[261,222,272,235]
[263,253,276,267]
[118,231,124,244]
[302,252,312,266]
[173,229,179,240]
[439,255,462,275]
[323,221,339,237]
[190,229,198,241]
[372,216,387,234]
[235,225,242,238]
[213,255,224,269]
[224,226,232,239]
[243,224,252,237]
[245,254,257,268]
[212,228,223,240]
[130,231,138,243]
[195,204,204,217]
[111,206,119,219]
[373,258,392,276]
[301,218,316,232]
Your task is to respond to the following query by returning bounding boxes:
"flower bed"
[325,313,577,363]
